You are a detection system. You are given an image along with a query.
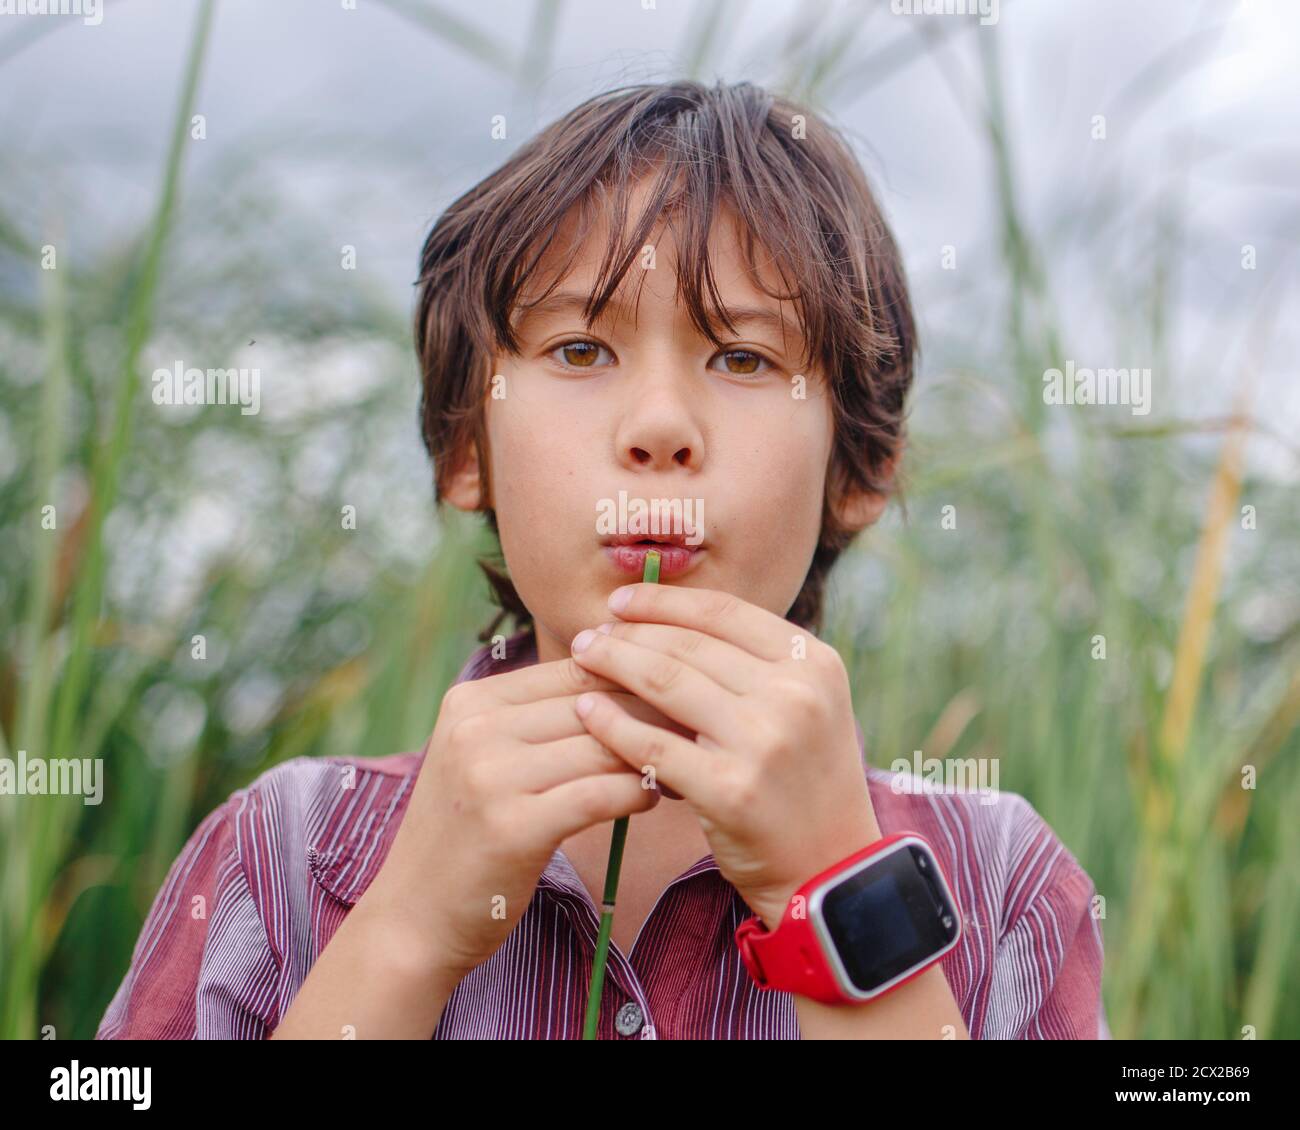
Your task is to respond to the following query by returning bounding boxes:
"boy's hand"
[569,585,883,930]
[366,659,681,988]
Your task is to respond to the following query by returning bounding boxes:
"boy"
[98,79,1107,1039]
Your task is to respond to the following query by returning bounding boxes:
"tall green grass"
[0,2,1296,1040]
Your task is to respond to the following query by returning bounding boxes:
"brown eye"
[713,349,768,376]
[552,340,610,368]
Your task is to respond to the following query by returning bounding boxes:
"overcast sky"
[4,0,1297,480]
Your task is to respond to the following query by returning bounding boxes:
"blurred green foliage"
[1,1,1296,1040]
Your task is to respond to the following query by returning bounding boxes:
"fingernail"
[575,692,596,717]
[596,621,614,635]
[572,629,597,653]
[608,586,633,612]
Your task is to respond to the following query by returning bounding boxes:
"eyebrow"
[513,289,805,348]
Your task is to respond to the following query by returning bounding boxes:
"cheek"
[485,392,590,550]
[770,449,827,544]
[748,399,832,523]
[482,402,534,546]
[486,392,563,500]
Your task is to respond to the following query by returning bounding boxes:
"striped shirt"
[97,627,1109,1039]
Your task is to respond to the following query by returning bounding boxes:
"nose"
[613,366,705,473]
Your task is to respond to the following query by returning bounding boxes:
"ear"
[828,451,900,533]
[442,438,488,512]
[832,486,887,533]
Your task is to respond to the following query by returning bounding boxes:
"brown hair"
[415,79,916,642]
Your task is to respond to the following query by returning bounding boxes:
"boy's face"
[446,177,884,664]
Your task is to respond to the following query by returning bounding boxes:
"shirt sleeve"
[982,796,1107,1039]
[96,790,282,1039]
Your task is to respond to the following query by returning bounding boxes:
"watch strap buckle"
[734,916,772,987]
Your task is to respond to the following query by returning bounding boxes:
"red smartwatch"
[734,833,962,1005]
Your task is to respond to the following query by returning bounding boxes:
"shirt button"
[614,1001,644,1037]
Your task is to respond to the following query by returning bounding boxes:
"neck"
[534,622,572,667]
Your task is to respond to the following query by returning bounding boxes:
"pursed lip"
[600,533,706,577]
[599,531,705,549]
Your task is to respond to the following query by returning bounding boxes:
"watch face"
[819,842,960,995]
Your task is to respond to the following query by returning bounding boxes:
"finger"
[505,733,643,793]
[574,691,716,809]
[500,691,694,745]
[596,620,762,695]
[475,656,626,707]
[571,628,746,740]
[617,691,696,741]
[607,584,802,662]
[528,769,662,846]
[584,696,690,798]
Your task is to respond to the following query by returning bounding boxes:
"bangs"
[496,159,816,371]
[458,81,902,380]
